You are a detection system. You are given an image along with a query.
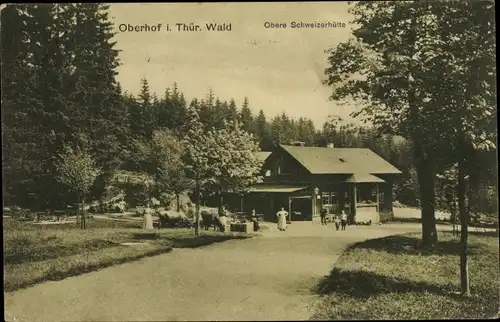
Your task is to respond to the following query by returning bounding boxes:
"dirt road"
[4,223,423,321]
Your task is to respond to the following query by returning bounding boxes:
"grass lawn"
[312,231,499,320]
[3,217,252,292]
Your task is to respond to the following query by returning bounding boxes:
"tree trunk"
[415,156,438,247]
[81,196,86,230]
[195,180,200,236]
[407,11,437,248]
[176,193,180,212]
[458,156,470,295]
[218,187,224,215]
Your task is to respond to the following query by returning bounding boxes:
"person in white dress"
[276,207,289,231]
[143,203,154,230]
[340,210,348,231]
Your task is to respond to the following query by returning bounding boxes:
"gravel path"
[4,222,437,321]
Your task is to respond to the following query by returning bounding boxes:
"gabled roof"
[256,151,272,163]
[344,173,386,183]
[279,144,402,175]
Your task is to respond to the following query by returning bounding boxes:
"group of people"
[144,201,350,232]
[275,206,348,231]
[320,206,348,231]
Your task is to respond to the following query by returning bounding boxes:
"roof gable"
[256,151,272,163]
[279,144,402,175]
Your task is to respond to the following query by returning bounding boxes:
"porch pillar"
[311,187,321,223]
[352,184,358,224]
[376,183,380,214]
[311,191,315,221]
[383,179,393,213]
[288,196,292,222]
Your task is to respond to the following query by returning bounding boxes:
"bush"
[158,215,192,228]
[380,212,394,223]
[393,201,404,208]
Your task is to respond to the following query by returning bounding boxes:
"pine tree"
[1,4,40,207]
[239,97,254,134]
[130,78,156,139]
[255,109,273,150]
[66,4,127,204]
[228,99,239,123]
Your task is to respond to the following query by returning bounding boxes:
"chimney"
[327,143,335,148]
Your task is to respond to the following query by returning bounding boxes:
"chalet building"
[242,143,402,224]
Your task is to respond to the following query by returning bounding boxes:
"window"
[265,170,271,177]
[322,192,330,205]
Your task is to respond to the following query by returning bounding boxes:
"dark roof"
[248,184,308,193]
[344,173,386,183]
[279,144,402,175]
[256,151,272,163]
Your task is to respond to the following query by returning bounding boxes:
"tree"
[324,1,449,246]
[55,146,101,229]
[255,109,273,150]
[130,78,157,139]
[182,105,211,235]
[239,97,254,133]
[204,120,263,214]
[427,0,496,296]
[326,0,495,292]
[157,83,188,130]
[150,130,192,211]
[67,3,127,206]
[1,4,39,208]
[183,105,263,234]
[436,164,459,235]
[2,4,125,211]
[298,118,316,146]
[197,89,216,130]
[270,115,286,145]
[228,99,239,123]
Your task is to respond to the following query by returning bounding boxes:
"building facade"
[241,144,402,224]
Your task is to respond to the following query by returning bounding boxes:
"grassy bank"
[312,231,499,320]
[4,218,252,292]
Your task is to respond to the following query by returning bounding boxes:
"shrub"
[158,214,192,228]
[380,211,394,223]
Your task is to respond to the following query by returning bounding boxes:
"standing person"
[217,212,227,232]
[334,215,341,231]
[143,202,154,230]
[276,207,289,231]
[252,209,260,232]
[320,206,328,225]
[340,210,348,231]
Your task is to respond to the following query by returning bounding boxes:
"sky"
[109,2,358,128]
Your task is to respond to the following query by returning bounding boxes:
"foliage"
[323,1,495,246]
[54,146,101,201]
[123,176,155,207]
[1,4,124,211]
[204,120,263,193]
[150,129,193,204]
